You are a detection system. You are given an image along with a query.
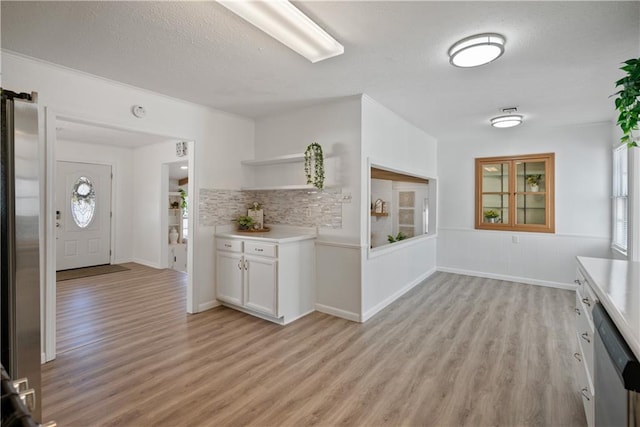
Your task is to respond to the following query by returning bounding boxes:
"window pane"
[71,176,96,228]
[517,161,546,192]
[482,163,509,192]
[516,194,546,225]
[482,194,508,224]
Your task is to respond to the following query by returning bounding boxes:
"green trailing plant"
[235,215,255,230]
[526,174,542,186]
[614,58,640,147]
[179,189,187,210]
[484,209,500,219]
[304,142,325,190]
[387,231,408,243]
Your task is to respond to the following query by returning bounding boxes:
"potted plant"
[179,188,187,211]
[304,142,325,190]
[613,58,640,147]
[484,209,500,223]
[235,215,255,231]
[387,231,408,243]
[526,174,542,192]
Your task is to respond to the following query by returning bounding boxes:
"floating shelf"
[370,212,389,217]
[241,184,331,191]
[241,152,333,166]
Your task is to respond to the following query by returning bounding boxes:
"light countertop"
[215,227,316,243]
[577,256,640,359]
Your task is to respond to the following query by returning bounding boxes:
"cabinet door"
[244,255,278,316]
[216,252,243,306]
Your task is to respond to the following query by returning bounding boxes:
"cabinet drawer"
[245,241,277,257]
[217,238,242,253]
[576,270,597,315]
[576,354,595,427]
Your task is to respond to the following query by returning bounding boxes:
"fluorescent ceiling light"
[448,33,505,68]
[217,0,344,63]
[180,165,188,170]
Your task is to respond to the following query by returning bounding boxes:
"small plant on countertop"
[235,215,255,230]
[304,142,325,190]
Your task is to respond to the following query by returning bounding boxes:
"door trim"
[44,107,198,362]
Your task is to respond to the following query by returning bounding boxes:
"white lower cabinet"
[216,251,244,306]
[215,234,315,324]
[244,254,277,316]
[574,266,596,427]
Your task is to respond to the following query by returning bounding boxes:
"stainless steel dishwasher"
[593,303,640,426]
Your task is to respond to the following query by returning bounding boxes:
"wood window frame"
[475,153,555,233]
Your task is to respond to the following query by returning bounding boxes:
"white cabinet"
[168,244,187,272]
[216,250,244,306]
[574,266,597,427]
[244,254,277,315]
[215,233,315,324]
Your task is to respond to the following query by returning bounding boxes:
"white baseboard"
[198,300,219,312]
[315,303,361,322]
[436,266,576,290]
[131,258,162,269]
[362,267,437,322]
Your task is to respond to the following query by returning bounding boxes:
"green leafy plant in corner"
[235,215,255,230]
[387,231,408,243]
[304,142,325,190]
[484,209,500,219]
[526,174,542,186]
[614,58,640,147]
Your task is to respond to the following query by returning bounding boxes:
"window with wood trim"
[475,153,555,233]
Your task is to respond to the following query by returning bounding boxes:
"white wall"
[437,122,613,287]
[3,52,254,336]
[361,95,438,317]
[132,141,189,268]
[253,96,362,240]
[56,139,134,264]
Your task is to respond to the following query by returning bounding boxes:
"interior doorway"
[44,109,196,361]
[165,160,189,273]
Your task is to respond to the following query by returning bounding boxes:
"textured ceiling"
[2,1,639,140]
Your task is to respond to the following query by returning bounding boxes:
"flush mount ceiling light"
[490,108,523,128]
[448,33,505,68]
[217,0,344,63]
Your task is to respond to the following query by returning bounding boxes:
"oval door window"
[71,176,96,228]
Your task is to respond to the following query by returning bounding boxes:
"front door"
[56,161,112,271]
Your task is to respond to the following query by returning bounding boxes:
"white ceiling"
[2,1,639,140]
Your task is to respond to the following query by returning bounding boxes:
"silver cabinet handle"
[575,308,581,315]
[238,260,243,270]
[574,352,582,362]
[255,248,264,252]
[19,388,36,412]
[225,243,232,248]
[12,377,28,392]
[580,387,590,401]
[582,297,591,307]
[574,279,581,285]
[244,260,248,270]
[581,332,591,343]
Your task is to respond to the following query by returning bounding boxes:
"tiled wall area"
[199,188,342,228]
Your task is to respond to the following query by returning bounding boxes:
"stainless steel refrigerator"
[1,89,42,422]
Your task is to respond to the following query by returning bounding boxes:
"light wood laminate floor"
[45,265,585,426]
